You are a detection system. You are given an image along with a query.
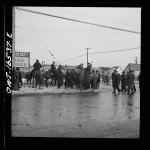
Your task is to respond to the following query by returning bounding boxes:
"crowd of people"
[12,59,140,95]
[111,69,140,95]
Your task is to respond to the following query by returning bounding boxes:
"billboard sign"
[15,51,30,71]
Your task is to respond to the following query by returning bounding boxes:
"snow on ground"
[12,78,139,96]
[12,84,113,96]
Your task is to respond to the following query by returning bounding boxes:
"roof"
[111,66,120,70]
[100,67,110,72]
[125,63,140,71]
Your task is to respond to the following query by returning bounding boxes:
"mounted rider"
[51,61,56,73]
[33,59,42,71]
[30,59,42,79]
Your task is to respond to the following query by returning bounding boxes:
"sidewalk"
[12,84,113,96]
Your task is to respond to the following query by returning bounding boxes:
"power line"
[18,10,57,60]
[15,7,140,34]
[57,8,140,29]
[89,47,140,54]
[57,53,87,64]
[56,47,140,64]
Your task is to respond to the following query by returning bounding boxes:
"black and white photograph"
[8,7,141,138]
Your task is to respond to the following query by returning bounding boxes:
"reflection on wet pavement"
[12,88,140,137]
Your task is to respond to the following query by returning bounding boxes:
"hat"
[53,61,55,63]
[80,63,83,66]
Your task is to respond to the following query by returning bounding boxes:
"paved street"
[12,84,140,138]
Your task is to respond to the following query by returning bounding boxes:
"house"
[124,63,140,78]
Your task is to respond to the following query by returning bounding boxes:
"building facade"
[124,63,140,78]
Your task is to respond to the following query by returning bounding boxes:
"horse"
[25,72,32,85]
[29,69,43,89]
[42,70,50,88]
[50,69,57,86]
[42,69,57,87]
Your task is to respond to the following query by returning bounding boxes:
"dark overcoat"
[126,72,134,89]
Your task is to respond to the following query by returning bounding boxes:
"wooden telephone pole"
[85,48,90,67]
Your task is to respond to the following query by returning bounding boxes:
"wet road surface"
[12,88,140,138]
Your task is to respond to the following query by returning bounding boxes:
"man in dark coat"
[51,61,56,73]
[33,59,42,71]
[64,69,71,88]
[112,70,121,94]
[19,70,22,88]
[78,63,84,91]
[56,65,64,89]
[126,70,134,95]
[121,71,126,92]
[13,67,20,90]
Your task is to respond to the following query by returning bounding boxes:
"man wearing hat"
[121,71,126,92]
[33,59,42,72]
[78,63,84,91]
[51,61,56,73]
[112,69,121,94]
[126,70,134,95]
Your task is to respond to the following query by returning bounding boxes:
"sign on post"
[15,51,30,72]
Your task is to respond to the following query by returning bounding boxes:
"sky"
[14,7,141,69]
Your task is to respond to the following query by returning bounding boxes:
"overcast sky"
[14,7,141,69]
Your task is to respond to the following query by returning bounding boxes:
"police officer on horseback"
[51,61,56,73]
[33,59,42,71]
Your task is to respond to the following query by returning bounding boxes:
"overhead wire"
[89,47,140,54]
[56,47,140,64]
[17,9,57,61]
[15,7,141,34]
[15,7,141,65]
[56,7,140,29]
[57,53,87,64]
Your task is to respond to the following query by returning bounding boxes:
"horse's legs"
[50,78,53,85]
[54,79,57,85]
[32,78,34,88]
[45,78,48,87]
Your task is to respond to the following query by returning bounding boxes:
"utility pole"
[85,48,90,67]
[134,56,138,64]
